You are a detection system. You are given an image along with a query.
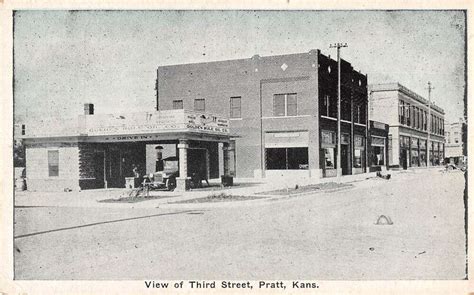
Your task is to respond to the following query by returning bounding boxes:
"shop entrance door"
[187,148,209,181]
[341,145,350,175]
[400,149,408,170]
[107,150,123,188]
[93,151,105,188]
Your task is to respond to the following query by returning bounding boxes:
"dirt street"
[14,169,466,280]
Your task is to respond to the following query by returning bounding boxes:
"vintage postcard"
[0,1,472,294]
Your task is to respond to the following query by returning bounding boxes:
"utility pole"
[426,81,434,168]
[330,43,348,179]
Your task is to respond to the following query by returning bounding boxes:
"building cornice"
[369,83,445,115]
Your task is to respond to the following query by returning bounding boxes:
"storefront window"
[354,149,362,168]
[411,150,419,166]
[370,146,385,166]
[266,147,308,170]
[354,135,365,169]
[419,151,426,166]
[370,136,385,167]
[324,148,335,169]
[400,136,410,148]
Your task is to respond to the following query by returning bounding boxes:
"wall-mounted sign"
[372,121,386,130]
[85,110,229,137]
[354,135,364,147]
[265,131,308,148]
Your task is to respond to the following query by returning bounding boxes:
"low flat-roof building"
[369,83,445,169]
[21,109,231,191]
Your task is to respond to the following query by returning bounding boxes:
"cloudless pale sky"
[13,10,465,123]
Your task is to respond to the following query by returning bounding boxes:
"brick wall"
[157,51,321,177]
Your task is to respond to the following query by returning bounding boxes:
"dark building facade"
[156,50,369,178]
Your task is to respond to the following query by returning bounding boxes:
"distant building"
[445,119,466,165]
[369,83,445,169]
[14,123,26,142]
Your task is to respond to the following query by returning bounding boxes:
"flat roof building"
[21,109,231,191]
[369,83,445,169]
[156,50,374,178]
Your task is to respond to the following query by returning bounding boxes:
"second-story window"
[416,107,420,129]
[424,111,427,131]
[430,115,434,133]
[194,99,205,112]
[321,94,330,117]
[399,100,405,124]
[230,96,241,118]
[420,110,423,130]
[354,104,360,123]
[273,93,297,117]
[406,103,411,126]
[172,100,183,109]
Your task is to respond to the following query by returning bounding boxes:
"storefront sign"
[273,132,301,138]
[354,135,364,148]
[371,136,385,147]
[372,121,386,130]
[85,110,229,136]
[265,131,309,148]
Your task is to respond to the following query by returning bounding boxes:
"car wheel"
[166,178,176,191]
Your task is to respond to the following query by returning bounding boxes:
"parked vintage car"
[141,154,210,192]
[142,156,179,191]
[445,162,467,172]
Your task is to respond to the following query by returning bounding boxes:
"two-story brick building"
[156,50,370,178]
[369,83,445,169]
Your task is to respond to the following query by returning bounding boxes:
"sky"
[13,10,466,123]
